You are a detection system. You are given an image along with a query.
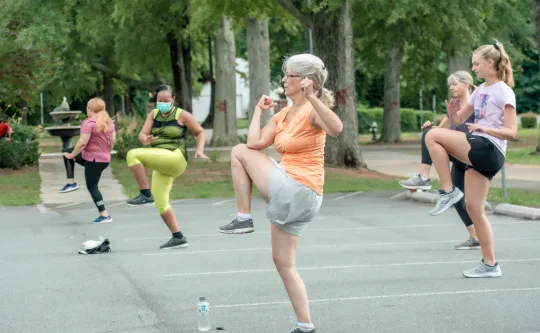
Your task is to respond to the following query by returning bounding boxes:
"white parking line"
[212,199,236,205]
[119,220,540,234]
[36,204,49,213]
[141,237,540,256]
[212,287,540,309]
[54,202,81,209]
[163,258,540,277]
[332,192,364,201]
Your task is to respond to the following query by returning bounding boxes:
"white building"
[191,58,286,122]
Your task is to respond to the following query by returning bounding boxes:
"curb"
[392,190,540,220]
[391,190,494,212]
[493,203,540,220]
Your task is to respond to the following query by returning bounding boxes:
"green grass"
[111,160,402,200]
[0,167,41,206]
[237,118,249,129]
[39,133,79,154]
[505,148,540,165]
[111,159,540,208]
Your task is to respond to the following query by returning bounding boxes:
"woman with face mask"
[125,85,209,249]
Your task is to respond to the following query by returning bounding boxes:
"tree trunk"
[211,16,238,147]
[312,0,366,168]
[534,0,540,153]
[247,18,272,126]
[166,32,183,108]
[126,86,132,115]
[381,33,405,143]
[202,36,216,128]
[446,46,471,99]
[180,37,193,113]
[102,71,114,116]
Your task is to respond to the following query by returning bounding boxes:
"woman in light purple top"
[424,40,517,278]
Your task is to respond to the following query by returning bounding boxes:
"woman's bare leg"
[219,144,277,233]
[271,224,312,326]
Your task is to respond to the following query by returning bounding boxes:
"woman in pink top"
[218,54,343,333]
[424,40,517,278]
[60,97,116,223]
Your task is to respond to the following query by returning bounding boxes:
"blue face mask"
[156,102,171,113]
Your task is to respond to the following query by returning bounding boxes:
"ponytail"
[87,97,112,133]
[493,41,514,88]
[474,40,515,88]
[96,110,112,133]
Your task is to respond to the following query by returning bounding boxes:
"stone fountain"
[44,97,82,150]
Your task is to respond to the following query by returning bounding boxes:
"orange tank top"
[273,103,326,195]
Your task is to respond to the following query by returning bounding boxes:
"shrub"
[10,123,39,142]
[113,117,145,160]
[521,111,537,129]
[0,124,40,169]
[357,107,434,134]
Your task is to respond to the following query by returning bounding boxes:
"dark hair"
[152,85,175,103]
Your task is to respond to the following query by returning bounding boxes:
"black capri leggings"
[421,129,473,228]
[62,147,109,212]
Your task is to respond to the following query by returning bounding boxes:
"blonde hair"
[447,71,477,94]
[474,40,514,88]
[87,97,112,133]
[282,53,334,108]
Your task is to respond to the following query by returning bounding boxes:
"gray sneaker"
[429,187,464,216]
[454,237,481,250]
[219,216,254,234]
[126,193,155,206]
[287,326,316,333]
[160,236,188,249]
[462,260,502,278]
[399,173,432,190]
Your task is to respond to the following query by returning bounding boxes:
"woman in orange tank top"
[218,54,343,333]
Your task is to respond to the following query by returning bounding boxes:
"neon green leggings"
[126,148,187,214]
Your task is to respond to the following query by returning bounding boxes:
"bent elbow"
[246,142,259,150]
[328,123,343,137]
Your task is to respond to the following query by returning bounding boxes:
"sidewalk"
[360,146,540,191]
[39,155,127,206]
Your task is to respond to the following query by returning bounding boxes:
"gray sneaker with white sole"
[219,216,254,234]
[430,187,464,216]
[399,173,432,190]
[462,260,502,278]
[454,237,481,250]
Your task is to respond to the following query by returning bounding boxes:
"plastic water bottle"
[197,296,211,331]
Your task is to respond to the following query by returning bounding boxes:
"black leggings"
[421,130,473,227]
[62,147,109,213]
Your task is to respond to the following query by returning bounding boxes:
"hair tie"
[493,40,500,50]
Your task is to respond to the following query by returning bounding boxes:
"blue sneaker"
[59,183,79,193]
[91,215,113,223]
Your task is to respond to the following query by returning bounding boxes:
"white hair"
[447,70,476,93]
[282,53,335,108]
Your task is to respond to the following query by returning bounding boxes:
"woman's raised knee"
[421,128,431,144]
[231,143,248,157]
[126,149,140,167]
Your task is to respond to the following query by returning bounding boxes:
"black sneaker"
[160,236,188,249]
[218,216,255,234]
[126,193,155,206]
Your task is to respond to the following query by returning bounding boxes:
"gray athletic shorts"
[266,159,323,236]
